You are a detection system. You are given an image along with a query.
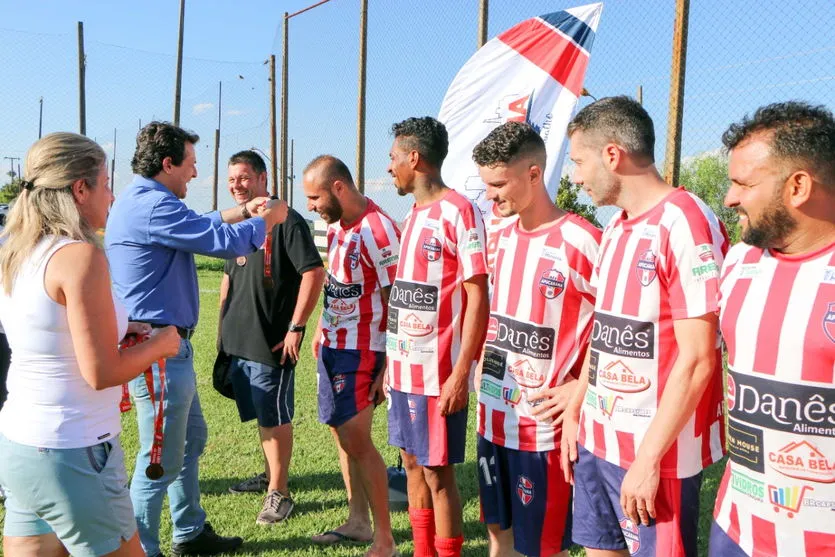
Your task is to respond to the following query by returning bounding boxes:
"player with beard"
[710,102,835,557]
[303,155,400,557]
[560,97,728,557]
[219,150,325,526]
[386,117,489,557]
[473,122,601,557]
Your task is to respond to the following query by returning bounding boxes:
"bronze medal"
[236,256,247,267]
[146,463,165,480]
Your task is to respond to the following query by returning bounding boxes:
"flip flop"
[311,530,372,545]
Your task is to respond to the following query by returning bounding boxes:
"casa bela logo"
[597,360,651,393]
[399,313,434,337]
[635,249,657,286]
[768,440,835,484]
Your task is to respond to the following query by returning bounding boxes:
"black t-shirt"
[221,208,323,367]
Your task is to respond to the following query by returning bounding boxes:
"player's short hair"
[567,96,655,162]
[303,155,355,189]
[131,121,199,178]
[722,101,835,189]
[472,121,546,169]
[228,150,267,176]
[391,117,449,168]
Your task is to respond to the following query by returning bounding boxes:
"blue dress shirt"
[105,176,266,329]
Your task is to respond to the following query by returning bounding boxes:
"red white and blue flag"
[439,3,603,216]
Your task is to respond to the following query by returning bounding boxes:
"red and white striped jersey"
[484,203,519,279]
[386,189,488,396]
[578,188,728,478]
[713,241,835,557]
[478,214,601,452]
[320,198,401,352]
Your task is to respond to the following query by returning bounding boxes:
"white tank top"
[0,236,128,448]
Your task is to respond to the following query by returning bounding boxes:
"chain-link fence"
[1,0,833,226]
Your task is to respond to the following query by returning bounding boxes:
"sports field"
[0,255,726,556]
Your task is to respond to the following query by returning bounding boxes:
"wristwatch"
[288,321,306,333]
[240,203,251,219]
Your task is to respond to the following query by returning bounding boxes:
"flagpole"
[477,0,488,48]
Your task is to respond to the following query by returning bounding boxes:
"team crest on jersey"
[823,302,835,344]
[347,249,360,269]
[407,398,417,423]
[538,269,566,299]
[516,476,534,506]
[333,374,346,394]
[619,518,641,553]
[635,249,657,286]
[329,299,356,316]
[422,236,442,262]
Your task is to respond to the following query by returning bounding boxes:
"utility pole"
[663,0,690,186]
[637,85,643,105]
[77,22,86,135]
[4,157,21,179]
[110,128,116,202]
[356,0,368,193]
[289,139,295,209]
[478,0,489,48]
[212,81,222,211]
[173,0,186,126]
[38,97,44,139]
[270,55,278,197]
[280,13,289,201]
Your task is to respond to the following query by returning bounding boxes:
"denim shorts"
[0,433,136,557]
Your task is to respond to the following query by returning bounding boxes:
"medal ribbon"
[263,230,274,289]
[118,333,166,479]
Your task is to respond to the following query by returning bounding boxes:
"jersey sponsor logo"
[328,299,356,316]
[727,370,835,437]
[635,249,657,286]
[503,386,522,406]
[388,336,434,357]
[639,225,658,240]
[485,314,554,360]
[539,269,566,299]
[480,377,502,399]
[597,359,651,393]
[482,347,507,380]
[731,468,766,501]
[508,358,545,388]
[727,418,765,473]
[739,263,763,279]
[378,247,399,268]
[824,302,835,344]
[542,246,563,261]
[692,260,719,282]
[591,314,655,359]
[325,275,361,299]
[516,476,534,506]
[464,229,483,253]
[768,441,835,484]
[390,280,438,312]
[598,394,622,418]
[333,374,346,394]
[619,518,641,554]
[422,236,443,261]
[727,374,737,410]
[768,484,813,518]
[387,308,399,334]
[423,219,440,231]
[399,313,434,337]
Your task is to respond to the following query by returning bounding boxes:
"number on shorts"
[478,455,496,486]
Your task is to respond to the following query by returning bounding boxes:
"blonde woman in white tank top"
[0,133,181,557]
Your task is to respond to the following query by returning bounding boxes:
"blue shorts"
[572,445,702,556]
[708,521,749,557]
[317,346,385,427]
[387,388,468,467]
[229,357,294,427]
[0,433,136,557]
[477,435,572,557]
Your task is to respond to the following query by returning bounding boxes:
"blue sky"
[0,0,833,220]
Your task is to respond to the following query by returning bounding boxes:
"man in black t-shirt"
[218,151,325,525]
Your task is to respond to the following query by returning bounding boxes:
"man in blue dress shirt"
[106,122,287,557]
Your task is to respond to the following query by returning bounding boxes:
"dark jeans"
[0,333,10,410]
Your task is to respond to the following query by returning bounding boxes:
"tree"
[555,175,600,227]
[678,152,739,243]
[0,177,21,204]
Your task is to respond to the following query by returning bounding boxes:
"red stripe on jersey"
[805,530,835,554]
[751,515,778,557]
[396,214,418,281]
[600,231,628,312]
[410,362,425,393]
[492,409,506,445]
[673,193,724,315]
[802,250,835,383]
[592,420,606,456]
[540,449,570,556]
[427,396,448,465]
[391,359,402,391]
[478,401,486,437]
[659,440,679,490]
[437,226,458,388]
[621,212,663,317]
[517,415,538,451]
[615,430,635,470]
[505,234,529,316]
[752,264,799,376]
[654,478,683,557]
[720,248,764,368]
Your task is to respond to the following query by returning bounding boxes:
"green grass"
[0,255,726,556]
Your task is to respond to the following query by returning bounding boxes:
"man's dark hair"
[391,117,449,168]
[722,101,835,188]
[228,150,267,175]
[304,154,355,187]
[472,121,546,169]
[131,121,199,178]
[567,96,655,162]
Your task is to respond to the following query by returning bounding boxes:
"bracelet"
[240,203,251,219]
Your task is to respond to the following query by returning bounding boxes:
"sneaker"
[170,522,243,556]
[256,490,294,525]
[228,472,268,494]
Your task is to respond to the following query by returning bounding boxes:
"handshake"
[245,197,289,228]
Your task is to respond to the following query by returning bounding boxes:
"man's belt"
[150,323,195,340]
